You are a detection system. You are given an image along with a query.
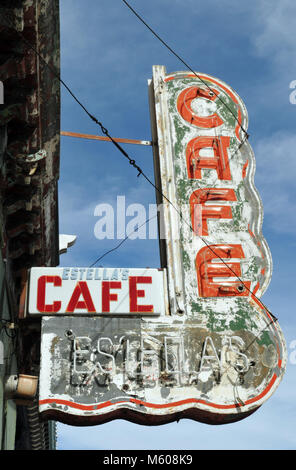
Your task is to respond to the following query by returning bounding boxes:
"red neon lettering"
[102,281,121,312]
[129,276,153,313]
[37,275,62,313]
[66,281,96,313]
[177,86,223,128]
[190,188,236,236]
[186,136,231,180]
[196,244,251,297]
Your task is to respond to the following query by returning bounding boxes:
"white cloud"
[252,0,296,64]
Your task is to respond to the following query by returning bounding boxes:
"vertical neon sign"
[149,65,286,422]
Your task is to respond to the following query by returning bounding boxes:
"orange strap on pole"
[61,131,152,146]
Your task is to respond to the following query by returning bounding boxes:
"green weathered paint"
[257,330,274,347]
[182,249,191,272]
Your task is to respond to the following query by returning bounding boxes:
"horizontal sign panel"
[39,314,285,425]
[26,267,167,316]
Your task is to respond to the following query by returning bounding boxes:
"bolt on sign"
[36,67,286,426]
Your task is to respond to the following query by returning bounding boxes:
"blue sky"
[56,0,296,449]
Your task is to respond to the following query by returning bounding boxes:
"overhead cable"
[0,9,275,321]
[121,0,249,138]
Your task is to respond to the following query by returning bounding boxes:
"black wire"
[3,326,17,340]
[121,0,249,138]
[90,214,158,267]
[243,317,278,354]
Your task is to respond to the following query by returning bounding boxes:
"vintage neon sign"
[37,67,286,426]
[39,316,260,423]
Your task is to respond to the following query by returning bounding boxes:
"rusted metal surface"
[0,0,60,449]
[39,308,283,425]
[0,0,60,275]
[61,130,152,146]
[40,316,258,425]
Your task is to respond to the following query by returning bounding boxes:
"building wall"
[0,0,60,449]
[0,257,17,450]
